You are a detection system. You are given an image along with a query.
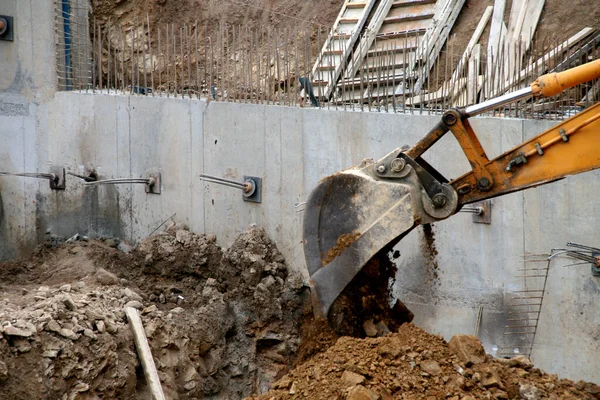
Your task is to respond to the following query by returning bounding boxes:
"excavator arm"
[304,59,600,318]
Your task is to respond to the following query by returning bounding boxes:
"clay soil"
[92,0,345,34]
[249,323,600,400]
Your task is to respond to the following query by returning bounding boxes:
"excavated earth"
[249,324,600,400]
[0,225,310,399]
[1,225,599,400]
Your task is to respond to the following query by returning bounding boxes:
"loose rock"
[420,360,442,376]
[347,385,380,400]
[341,370,365,387]
[95,268,120,286]
[4,325,34,338]
[448,334,486,366]
[58,328,79,341]
[124,300,144,310]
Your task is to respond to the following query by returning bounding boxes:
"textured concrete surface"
[0,92,599,384]
[0,0,56,102]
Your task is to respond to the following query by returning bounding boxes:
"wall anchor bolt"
[83,170,162,194]
[0,167,66,190]
[199,173,262,203]
[0,15,14,42]
[459,200,492,224]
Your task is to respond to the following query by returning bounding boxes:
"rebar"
[55,9,596,117]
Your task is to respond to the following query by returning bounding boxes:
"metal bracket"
[592,252,600,277]
[144,171,161,194]
[49,167,66,190]
[243,176,262,203]
[471,200,492,224]
[0,16,14,42]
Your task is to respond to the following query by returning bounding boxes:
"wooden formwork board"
[336,0,439,102]
[414,0,467,93]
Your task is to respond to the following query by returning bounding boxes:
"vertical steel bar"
[92,18,96,93]
[403,37,409,113]
[180,26,185,98]
[107,21,111,92]
[96,21,101,91]
[359,33,364,111]
[233,25,238,102]
[173,23,178,97]
[220,22,225,101]
[294,25,299,107]
[341,34,347,110]
[386,42,391,112]
[247,26,252,103]
[98,23,103,91]
[316,27,323,107]
[209,35,214,101]
[392,41,397,113]
[275,28,281,104]
[142,19,148,93]
[113,23,118,92]
[187,25,192,98]
[268,27,272,104]
[256,26,260,103]
[204,26,208,98]
[195,22,200,99]
[148,15,154,95]
[166,23,170,96]
[265,27,270,104]
[250,27,254,103]
[136,15,141,93]
[158,25,162,95]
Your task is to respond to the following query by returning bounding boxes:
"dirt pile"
[0,225,309,399]
[249,323,600,400]
[92,0,345,31]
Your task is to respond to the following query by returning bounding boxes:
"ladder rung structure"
[311,0,379,100]
[498,262,550,359]
[310,0,467,105]
[336,0,450,103]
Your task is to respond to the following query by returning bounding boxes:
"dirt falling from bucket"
[326,249,414,338]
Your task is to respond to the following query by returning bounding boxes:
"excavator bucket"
[303,155,430,318]
[303,148,459,319]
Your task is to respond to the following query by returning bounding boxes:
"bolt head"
[432,193,447,208]
[377,165,387,174]
[478,177,491,189]
[443,112,458,125]
[390,158,406,173]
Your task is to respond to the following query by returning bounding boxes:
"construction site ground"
[1,226,599,399]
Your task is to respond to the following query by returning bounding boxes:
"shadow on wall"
[0,183,127,261]
[42,184,127,244]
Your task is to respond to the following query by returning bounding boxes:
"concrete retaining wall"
[1,92,599,384]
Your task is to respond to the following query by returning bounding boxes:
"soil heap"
[0,225,309,400]
[249,323,600,400]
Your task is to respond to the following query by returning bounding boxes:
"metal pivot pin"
[199,173,262,203]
